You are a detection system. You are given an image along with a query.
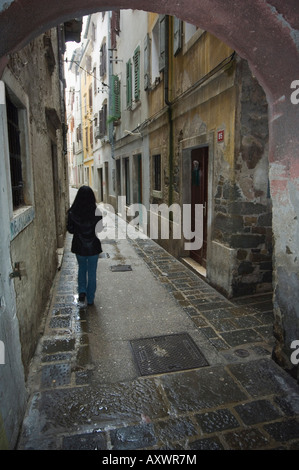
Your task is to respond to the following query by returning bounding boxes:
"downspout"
[164,15,173,209]
[108,11,115,160]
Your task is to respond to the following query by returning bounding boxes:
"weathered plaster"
[0,81,27,449]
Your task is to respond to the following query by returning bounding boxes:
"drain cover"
[130,333,208,376]
[234,348,250,358]
[110,264,132,272]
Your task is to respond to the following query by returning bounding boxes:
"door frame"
[181,132,214,273]
[190,146,209,267]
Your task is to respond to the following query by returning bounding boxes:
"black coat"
[67,210,103,256]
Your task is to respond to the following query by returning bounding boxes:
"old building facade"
[68,10,272,299]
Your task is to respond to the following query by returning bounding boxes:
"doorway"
[133,153,142,204]
[104,162,109,203]
[124,157,130,205]
[97,168,103,202]
[51,142,60,248]
[190,147,208,267]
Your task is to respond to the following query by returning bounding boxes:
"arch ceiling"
[0,0,298,101]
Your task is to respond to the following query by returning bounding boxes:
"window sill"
[10,206,35,241]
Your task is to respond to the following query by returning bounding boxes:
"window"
[126,47,140,106]
[89,84,93,109]
[100,42,107,77]
[6,92,24,208]
[84,95,87,116]
[92,22,96,42]
[153,154,161,191]
[159,15,166,72]
[133,46,140,101]
[86,55,92,73]
[151,19,161,85]
[126,59,132,108]
[111,10,120,49]
[89,124,93,148]
[3,83,34,239]
[76,123,82,143]
[85,127,88,149]
[99,103,107,137]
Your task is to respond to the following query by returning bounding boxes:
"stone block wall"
[214,180,272,296]
[4,29,68,374]
[213,58,272,297]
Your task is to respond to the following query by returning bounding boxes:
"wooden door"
[190,147,208,267]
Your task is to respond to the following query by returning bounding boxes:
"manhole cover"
[130,333,208,376]
[110,264,132,272]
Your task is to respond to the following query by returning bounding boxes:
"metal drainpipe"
[108,11,115,160]
[164,15,174,210]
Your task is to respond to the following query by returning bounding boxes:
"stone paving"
[132,238,275,360]
[17,220,299,451]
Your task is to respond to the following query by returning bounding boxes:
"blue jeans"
[76,254,99,304]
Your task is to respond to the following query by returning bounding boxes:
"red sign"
[217,130,224,142]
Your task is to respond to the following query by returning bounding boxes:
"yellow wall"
[148,16,237,197]
[81,69,94,186]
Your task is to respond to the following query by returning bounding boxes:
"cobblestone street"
[17,210,299,451]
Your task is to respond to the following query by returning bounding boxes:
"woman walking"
[67,186,102,307]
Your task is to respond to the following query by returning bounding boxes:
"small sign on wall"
[217,130,224,142]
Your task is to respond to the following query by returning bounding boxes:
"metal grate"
[130,333,208,376]
[110,264,132,272]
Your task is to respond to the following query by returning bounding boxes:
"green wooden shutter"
[144,34,150,91]
[134,46,140,101]
[111,75,120,119]
[126,59,132,108]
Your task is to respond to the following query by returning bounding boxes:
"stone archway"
[1,0,299,377]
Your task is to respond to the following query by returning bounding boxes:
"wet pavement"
[17,208,299,451]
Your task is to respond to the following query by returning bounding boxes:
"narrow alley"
[17,199,299,451]
[1,1,299,454]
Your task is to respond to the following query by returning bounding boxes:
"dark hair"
[69,186,97,219]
